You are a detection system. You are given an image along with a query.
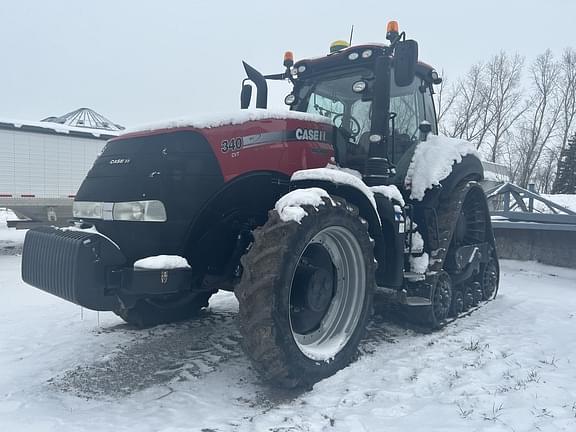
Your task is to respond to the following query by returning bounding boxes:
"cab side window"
[420,83,438,134]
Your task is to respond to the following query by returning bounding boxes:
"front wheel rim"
[289,225,367,361]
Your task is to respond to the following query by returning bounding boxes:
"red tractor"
[22,22,499,387]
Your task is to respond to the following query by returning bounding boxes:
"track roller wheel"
[449,289,464,317]
[462,285,474,311]
[235,194,375,388]
[471,282,483,306]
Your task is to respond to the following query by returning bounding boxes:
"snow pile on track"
[134,255,191,270]
[126,109,331,134]
[406,135,479,201]
[275,188,332,223]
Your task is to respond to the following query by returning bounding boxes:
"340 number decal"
[221,137,243,153]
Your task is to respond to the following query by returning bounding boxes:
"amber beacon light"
[387,20,399,34]
[283,51,294,68]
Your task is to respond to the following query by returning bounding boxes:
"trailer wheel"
[235,195,375,388]
[114,291,214,328]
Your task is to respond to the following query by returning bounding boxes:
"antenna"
[349,25,354,46]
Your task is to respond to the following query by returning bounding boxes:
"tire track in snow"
[50,309,246,398]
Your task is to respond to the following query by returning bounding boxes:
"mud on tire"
[235,195,375,388]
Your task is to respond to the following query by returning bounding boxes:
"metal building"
[0,108,122,227]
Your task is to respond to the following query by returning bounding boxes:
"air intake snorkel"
[241,62,269,109]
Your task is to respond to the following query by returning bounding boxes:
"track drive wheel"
[479,246,499,300]
[235,195,375,388]
[114,291,214,328]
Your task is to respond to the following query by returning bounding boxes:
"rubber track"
[408,181,497,327]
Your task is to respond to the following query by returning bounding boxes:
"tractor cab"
[241,21,442,184]
[287,43,439,174]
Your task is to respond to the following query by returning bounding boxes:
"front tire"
[235,195,375,388]
[114,291,214,328]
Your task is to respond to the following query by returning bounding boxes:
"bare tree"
[552,47,576,192]
[443,63,484,141]
[485,52,526,163]
[515,50,562,188]
[440,62,497,150]
[434,70,457,128]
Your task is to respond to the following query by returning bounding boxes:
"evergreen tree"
[552,132,576,194]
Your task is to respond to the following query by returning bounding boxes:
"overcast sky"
[1,0,575,127]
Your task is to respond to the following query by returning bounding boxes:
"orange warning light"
[387,20,399,34]
[284,51,294,68]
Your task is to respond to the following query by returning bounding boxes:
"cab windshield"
[292,68,424,148]
[292,68,374,144]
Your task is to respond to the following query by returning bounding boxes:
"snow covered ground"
[1,219,575,431]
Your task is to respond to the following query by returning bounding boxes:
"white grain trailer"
[0,118,119,228]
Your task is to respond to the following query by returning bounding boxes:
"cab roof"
[293,43,436,83]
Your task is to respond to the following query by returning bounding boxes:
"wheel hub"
[289,225,367,361]
[305,268,334,312]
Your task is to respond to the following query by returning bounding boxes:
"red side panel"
[201,119,334,181]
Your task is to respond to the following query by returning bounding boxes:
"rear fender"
[419,153,484,207]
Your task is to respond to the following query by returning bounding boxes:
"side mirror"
[240,83,252,109]
[394,40,418,87]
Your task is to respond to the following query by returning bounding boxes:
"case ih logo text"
[295,128,327,142]
[109,158,131,165]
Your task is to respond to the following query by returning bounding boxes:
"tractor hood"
[74,110,333,260]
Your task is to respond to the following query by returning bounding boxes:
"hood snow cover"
[405,135,479,201]
[125,109,332,134]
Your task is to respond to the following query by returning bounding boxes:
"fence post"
[528,183,536,213]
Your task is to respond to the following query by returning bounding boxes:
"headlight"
[113,200,167,222]
[73,200,167,222]
[352,80,367,93]
[73,201,103,219]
